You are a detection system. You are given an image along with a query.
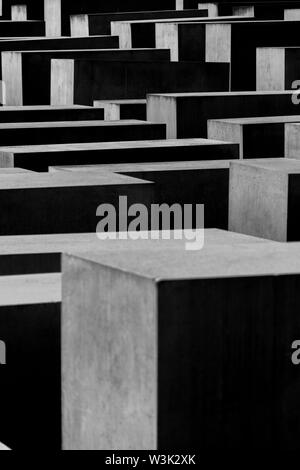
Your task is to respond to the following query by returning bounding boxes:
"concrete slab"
[215,1,300,19]
[62,234,300,449]
[257,47,300,90]
[94,99,147,121]
[50,159,236,230]
[52,59,230,106]
[59,0,180,35]
[0,35,119,54]
[2,48,171,105]
[70,8,209,36]
[0,20,44,36]
[0,273,61,450]
[284,8,300,20]
[147,91,300,139]
[229,158,300,241]
[111,15,251,51]
[0,168,34,175]
[0,170,154,235]
[153,19,300,89]
[2,0,181,35]
[208,115,300,158]
[0,105,106,122]
[0,228,271,276]
[0,120,166,147]
[285,122,300,158]
[11,5,27,22]
[0,138,238,171]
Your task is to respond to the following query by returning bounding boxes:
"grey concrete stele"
[285,122,300,159]
[0,273,61,450]
[70,8,209,36]
[62,232,300,449]
[214,1,300,19]
[1,0,188,35]
[151,19,300,90]
[0,35,119,55]
[94,99,147,121]
[0,138,238,171]
[0,20,45,36]
[257,47,300,91]
[1,48,171,106]
[112,15,252,52]
[0,105,106,123]
[229,158,300,242]
[0,228,256,276]
[147,91,300,139]
[207,115,300,158]
[0,120,166,147]
[50,159,237,230]
[51,58,230,106]
[0,228,265,277]
[0,171,155,235]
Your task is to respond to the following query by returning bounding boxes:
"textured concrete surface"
[0,229,270,276]
[0,138,238,171]
[112,16,251,51]
[0,105,105,122]
[147,91,300,139]
[0,20,45,36]
[208,115,300,158]
[285,123,300,158]
[229,158,300,241]
[1,48,171,105]
[94,99,147,121]
[70,8,209,36]
[257,47,300,91]
[0,120,166,147]
[50,159,236,229]
[0,273,61,450]
[52,58,230,106]
[62,236,300,449]
[0,170,154,235]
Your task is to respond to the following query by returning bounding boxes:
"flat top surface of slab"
[85,8,207,17]
[0,171,151,190]
[232,158,300,173]
[94,100,147,105]
[0,105,88,112]
[209,116,300,125]
[0,37,46,41]
[0,138,235,154]
[0,168,34,174]
[149,91,295,98]
[11,48,167,54]
[0,120,152,130]
[258,46,300,50]
[0,273,61,306]
[0,229,271,256]
[67,240,300,281]
[113,15,253,24]
[50,159,234,173]
[0,21,42,24]
[0,35,113,42]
